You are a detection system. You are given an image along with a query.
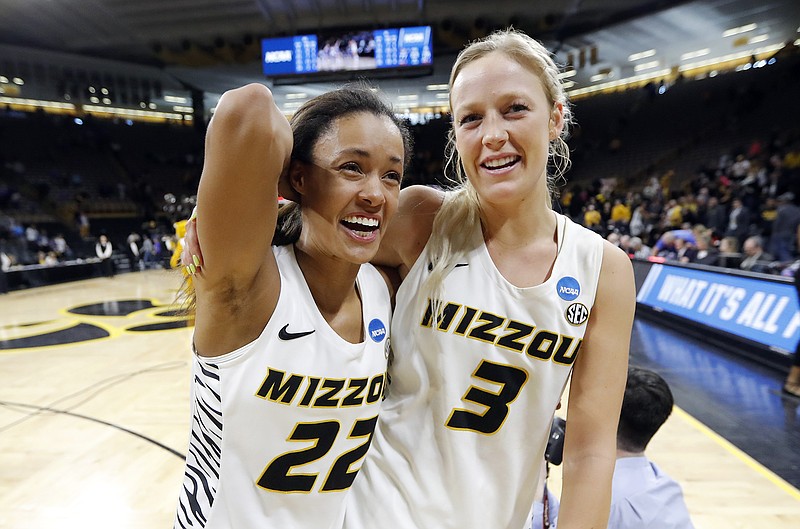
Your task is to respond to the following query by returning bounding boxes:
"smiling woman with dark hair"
[173,83,411,529]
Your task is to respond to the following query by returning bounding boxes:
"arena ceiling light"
[634,60,660,72]
[723,23,757,37]
[628,49,656,61]
[681,48,710,61]
[425,84,448,90]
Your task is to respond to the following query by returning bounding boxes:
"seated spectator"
[0,250,10,294]
[95,234,115,278]
[717,236,742,268]
[650,225,705,257]
[610,198,632,233]
[768,192,800,262]
[51,233,72,260]
[531,367,695,529]
[740,235,775,273]
[627,236,652,259]
[724,198,751,245]
[664,199,683,228]
[583,203,603,233]
[654,232,679,261]
[673,237,694,263]
[688,233,719,266]
[629,203,651,238]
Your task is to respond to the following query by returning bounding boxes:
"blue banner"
[637,264,799,354]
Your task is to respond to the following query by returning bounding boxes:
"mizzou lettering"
[255,368,385,408]
[421,299,582,366]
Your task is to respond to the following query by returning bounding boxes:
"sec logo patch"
[565,303,590,326]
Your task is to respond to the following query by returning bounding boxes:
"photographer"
[532,367,694,529]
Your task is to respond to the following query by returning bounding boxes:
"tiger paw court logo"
[0,299,193,351]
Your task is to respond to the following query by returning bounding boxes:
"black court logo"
[0,299,193,351]
[565,303,590,326]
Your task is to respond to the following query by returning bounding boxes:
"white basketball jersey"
[344,213,603,529]
[174,245,391,529]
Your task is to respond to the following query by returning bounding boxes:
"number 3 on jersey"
[446,360,528,434]
[258,416,378,493]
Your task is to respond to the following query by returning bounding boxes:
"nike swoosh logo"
[278,324,316,341]
[454,263,469,268]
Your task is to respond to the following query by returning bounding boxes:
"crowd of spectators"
[1,47,798,283]
[0,210,179,275]
[559,134,800,277]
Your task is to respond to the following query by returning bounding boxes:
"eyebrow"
[335,147,402,165]
[455,91,531,111]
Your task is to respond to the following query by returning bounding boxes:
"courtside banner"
[637,264,799,354]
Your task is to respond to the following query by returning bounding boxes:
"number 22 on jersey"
[258,416,378,493]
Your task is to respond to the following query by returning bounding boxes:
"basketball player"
[173,84,411,529]
[342,29,635,529]
[182,29,633,528]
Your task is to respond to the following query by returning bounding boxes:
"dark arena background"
[1,1,799,527]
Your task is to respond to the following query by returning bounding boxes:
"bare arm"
[193,84,293,356]
[557,241,635,529]
[372,184,444,279]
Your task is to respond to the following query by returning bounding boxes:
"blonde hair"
[420,29,573,315]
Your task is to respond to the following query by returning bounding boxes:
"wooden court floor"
[0,269,798,528]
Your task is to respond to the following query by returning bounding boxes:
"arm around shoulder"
[373,184,444,275]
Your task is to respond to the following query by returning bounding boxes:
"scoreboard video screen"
[262,26,433,78]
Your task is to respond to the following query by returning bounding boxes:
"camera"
[544,417,566,466]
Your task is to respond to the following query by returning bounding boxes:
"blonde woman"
[344,29,634,529]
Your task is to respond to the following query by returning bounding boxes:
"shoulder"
[379,185,445,271]
[561,214,605,250]
[599,240,634,284]
[398,185,445,218]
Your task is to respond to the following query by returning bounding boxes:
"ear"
[549,102,565,141]
[278,160,303,202]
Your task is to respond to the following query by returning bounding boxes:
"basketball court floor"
[1,269,798,528]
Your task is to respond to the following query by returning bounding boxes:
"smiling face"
[291,111,404,265]
[450,51,563,208]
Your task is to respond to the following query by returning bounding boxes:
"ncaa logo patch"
[565,303,590,326]
[556,276,581,301]
[368,318,387,342]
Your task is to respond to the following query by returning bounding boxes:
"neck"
[480,198,556,248]
[616,448,645,459]
[293,243,361,315]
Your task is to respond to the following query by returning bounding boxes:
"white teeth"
[483,155,518,169]
[342,216,379,227]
